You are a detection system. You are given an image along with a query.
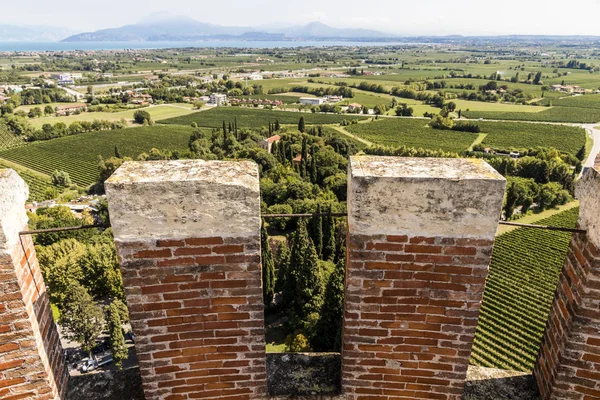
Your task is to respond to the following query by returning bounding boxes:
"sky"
[6,0,600,36]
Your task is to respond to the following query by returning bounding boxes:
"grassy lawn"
[452,99,547,113]
[159,107,368,128]
[26,104,197,128]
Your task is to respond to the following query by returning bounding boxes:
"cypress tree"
[271,141,278,157]
[275,241,290,294]
[311,204,323,258]
[301,137,308,161]
[107,302,128,369]
[576,145,586,161]
[222,120,227,135]
[275,119,280,131]
[311,255,345,351]
[288,220,322,326]
[298,116,305,133]
[114,145,121,158]
[323,205,336,261]
[268,122,273,136]
[261,223,275,306]
[310,145,317,183]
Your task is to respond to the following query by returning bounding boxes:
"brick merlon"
[105,160,261,242]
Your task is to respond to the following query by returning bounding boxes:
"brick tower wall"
[105,160,266,400]
[342,157,506,400]
[0,169,67,400]
[534,166,600,400]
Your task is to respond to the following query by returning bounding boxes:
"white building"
[210,93,228,106]
[299,97,324,105]
[259,135,281,153]
[247,73,263,81]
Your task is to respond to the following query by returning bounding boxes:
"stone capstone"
[0,169,29,256]
[348,156,506,240]
[105,159,261,242]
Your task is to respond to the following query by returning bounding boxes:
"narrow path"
[496,201,579,236]
[581,124,600,171]
[467,133,487,151]
[328,125,373,147]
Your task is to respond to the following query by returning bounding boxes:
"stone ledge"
[105,160,261,242]
[66,364,538,400]
[348,156,506,240]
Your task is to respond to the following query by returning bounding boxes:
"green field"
[344,117,585,155]
[0,125,194,186]
[471,207,579,371]
[0,159,55,202]
[159,107,368,128]
[476,121,586,156]
[26,104,197,129]
[0,129,25,151]
[345,118,479,153]
[464,106,600,123]
[546,93,600,109]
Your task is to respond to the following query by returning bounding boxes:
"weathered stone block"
[348,156,506,240]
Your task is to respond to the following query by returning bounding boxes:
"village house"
[347,103,363,112]
[55,103,87,116]
[299,97,324,105]
[259,135,281,153]
[209,93,228,106]
[550,84,586,94]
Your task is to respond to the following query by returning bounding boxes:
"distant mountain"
[0,24,74,42]
[61,17,394,42]
[63,17,255,42]
[276,21,390,39]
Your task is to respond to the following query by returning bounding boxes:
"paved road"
[582,124,600,169]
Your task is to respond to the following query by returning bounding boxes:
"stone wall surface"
[266,353,341,396]
[0,169,67,400]
[534,167,600,399]
[105,160,266,400]
[343,157,505,400]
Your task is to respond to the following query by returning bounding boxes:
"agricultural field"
[344,117,586,155]
[25,104,197,129]
[0,128,24,151]
[471,207,579,371]
[344,118,479,153]
[476,121,586,156]
[0,159,55,202]
[0,125,195,186]
[463,106,600,124]
[546,93,600,108]
[159,107,368,128]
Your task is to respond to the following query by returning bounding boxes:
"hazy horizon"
[4,0,600,37]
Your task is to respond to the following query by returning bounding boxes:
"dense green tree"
[322,206,336,261]
[59,283,105,358]
[286,221,323,327]
[275,242,290,293]
[51,170,72,187]
[133,110,153,125]
[298,116,305,133]
[310,204,323,258]
[107,301,128,369]
[311,256,345,351]
[261,223,275,306]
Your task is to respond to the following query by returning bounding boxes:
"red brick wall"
[342,233,494,400]
[0,228,67,400]
[115,235,267,400]
[534,231,600,399]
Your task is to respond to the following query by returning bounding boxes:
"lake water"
[0,40,417,52]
